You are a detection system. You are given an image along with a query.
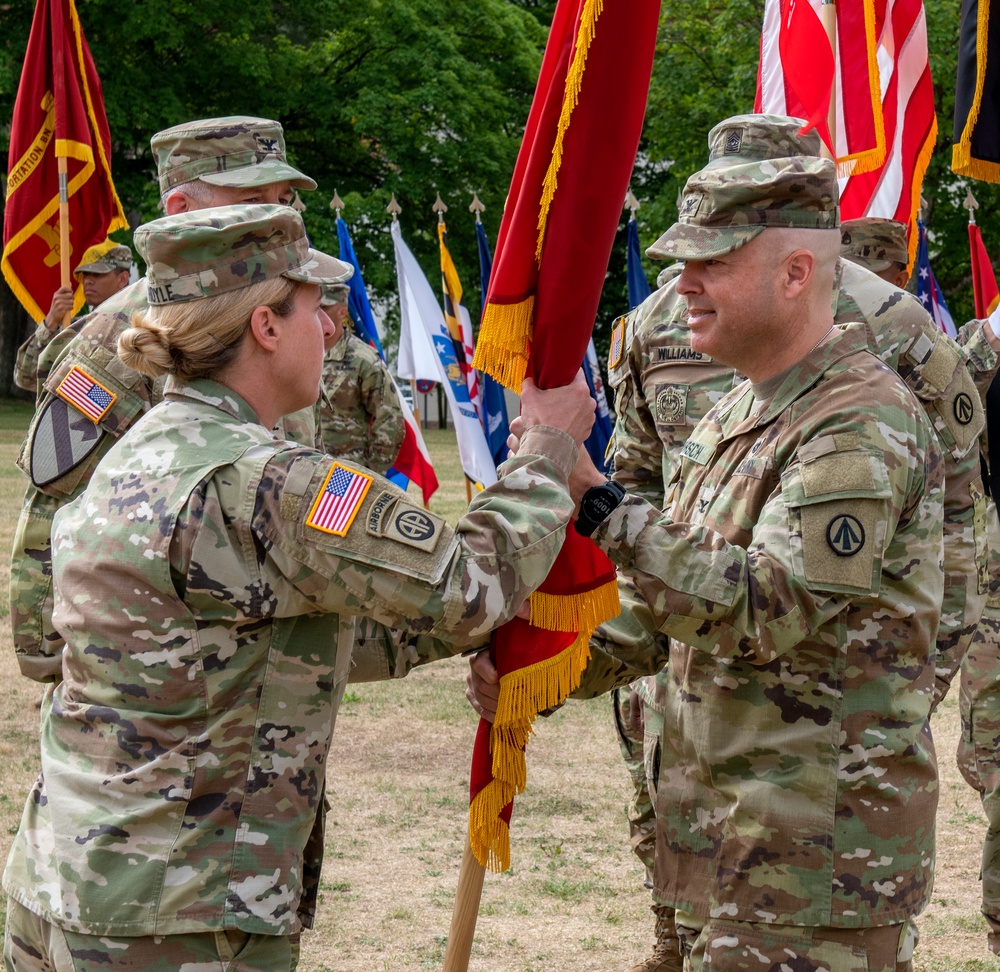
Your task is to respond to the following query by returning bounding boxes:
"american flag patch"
[608,316,627,369]
[306,463,373,536]
[55,366,117,423]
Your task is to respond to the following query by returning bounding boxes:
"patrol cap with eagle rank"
[134,204,353,305]
[840,217,909,273]
[151,116,317,195]
[647,155,839,262]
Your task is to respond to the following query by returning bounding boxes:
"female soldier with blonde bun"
[2,204,595,971]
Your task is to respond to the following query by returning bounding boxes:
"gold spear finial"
[433,191,448,225]
[625,187,640,221]
[469,192,486,224]
[964,188,980,225]
[330,189,345,216]
[291,190,306,213]
[387,194,402,222]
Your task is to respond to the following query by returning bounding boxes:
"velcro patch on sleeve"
[608,315,627,369]
[306,462,372,536]
[55,365,117,423]
[369,495,444,553]
[801,501,882,592]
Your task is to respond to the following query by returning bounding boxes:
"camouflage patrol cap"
[134,204,353,306]
[647,156,839,262]
[840,217,909,272]
[320,283,350,306]
[705,114,821,166]
[151,116,317,195]
[74,242,132,275]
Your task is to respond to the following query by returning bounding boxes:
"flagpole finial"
[624,188,640,221]
[433,191,448,225]
[330,190,345,217]
[469,192,486,224]
[964,188,980,225]
[291,190,306,213]
[387,194,402,222]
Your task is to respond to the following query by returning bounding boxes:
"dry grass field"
[0,416,992,970]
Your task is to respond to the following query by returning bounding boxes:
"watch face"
[591,494,614,518]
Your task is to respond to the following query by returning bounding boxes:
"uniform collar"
[163,376,264,425]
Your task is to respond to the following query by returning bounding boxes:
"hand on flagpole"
[44,286,74,331]
[519,370,595,445]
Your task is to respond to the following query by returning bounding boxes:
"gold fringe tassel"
[906,115,938,272]
[835,0,885,180]
[534,0,604,263]
[473,296,534,391]
[467,625,596,872]
[528,578,620,633]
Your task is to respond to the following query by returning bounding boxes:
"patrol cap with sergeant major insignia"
[840,217,909,273]
[649,153,839,262]
[151,115,317,195]
[134,204,353,305]
[647,113,827,262]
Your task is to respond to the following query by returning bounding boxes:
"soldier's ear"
[782,249,815,297]
[248,305,281,352]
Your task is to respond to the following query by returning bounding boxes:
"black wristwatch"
[574,479,627,537]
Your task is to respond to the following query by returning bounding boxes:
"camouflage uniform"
[8,116,316,685]
[2,206,581,965]
[316,329,405,473]
[589,116,985,972]
[955,315,1000,950]
[12,243,134,393]
[588,149,944,972]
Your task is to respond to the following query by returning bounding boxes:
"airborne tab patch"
[55,366,117,423]
[306,463,372,536]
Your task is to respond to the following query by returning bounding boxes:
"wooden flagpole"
[52,6,73,327]
[442,834,486,972]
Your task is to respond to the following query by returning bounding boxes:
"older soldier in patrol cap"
[840,216,911,289]
[14,241,133,391]
[2,204,595,971]
[539,115,987,972]
[566,145,943,971]
[315,282,405,474]
[9,116,317,686]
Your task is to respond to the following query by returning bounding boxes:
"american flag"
[915,218,957,338]
[55,366,116,422]
[608,315,625,369]
[306,463,372,536]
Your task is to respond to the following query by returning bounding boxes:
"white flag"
[391,220,497,487]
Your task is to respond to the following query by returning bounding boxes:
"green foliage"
[2,0,997,371]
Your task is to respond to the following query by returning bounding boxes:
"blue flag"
[475,220,511,467]
[627,217,652,311]
[336,217,385,358]
[915,218,957,338]
[582,339,612,474]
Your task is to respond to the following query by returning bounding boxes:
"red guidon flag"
[2,0,127,323]
[970,221,1000,319]
[469,0,661,871]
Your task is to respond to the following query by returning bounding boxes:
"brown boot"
[628,904,684,972]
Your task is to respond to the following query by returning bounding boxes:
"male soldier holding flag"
[9,116,313,685]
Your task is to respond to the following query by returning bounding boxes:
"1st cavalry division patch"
[306,463,372,536]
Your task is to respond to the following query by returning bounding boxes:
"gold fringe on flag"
[835,0,886,179]
[907,115,938,271]
[528,576,620,632]
[468,627,593,872]
[472,296,534,391]
[535,0,604,263]
[953,0,1000,182]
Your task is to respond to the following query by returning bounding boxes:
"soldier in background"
[14,241,133,392]
[9,116,315,685]
[315,282,404,474]
[1,203,596,970]
[839,217,911,289]
[471,146,943,971]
